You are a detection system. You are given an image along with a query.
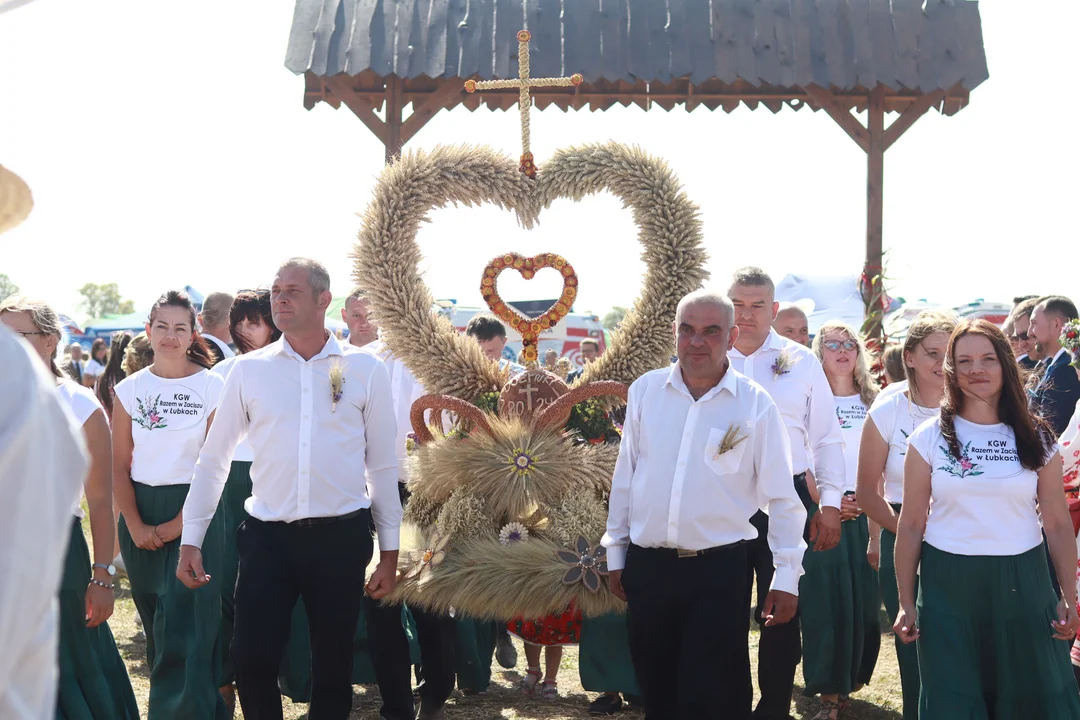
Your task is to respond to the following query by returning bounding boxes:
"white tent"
[774,275,866,335]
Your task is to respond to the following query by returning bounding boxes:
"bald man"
[773,304,810,347]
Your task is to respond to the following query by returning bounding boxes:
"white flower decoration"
[498,522,529,545]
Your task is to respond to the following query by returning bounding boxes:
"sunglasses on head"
[823,340,857,352]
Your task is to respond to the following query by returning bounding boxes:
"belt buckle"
[677,548,698,559]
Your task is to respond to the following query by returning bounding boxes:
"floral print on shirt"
[133,394,168,430]
[936,442,983,478]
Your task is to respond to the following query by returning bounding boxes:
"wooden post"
[864,86,886,340]
[384,75,404,165]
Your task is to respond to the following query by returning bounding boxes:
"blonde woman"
[800,321,881,719]
[0,297,138,718]
[856,310,957,719]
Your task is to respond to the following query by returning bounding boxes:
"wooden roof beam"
[883,89,946,151]
[400,80,466,145]
[324,74,387,146]
[803,85,870,153]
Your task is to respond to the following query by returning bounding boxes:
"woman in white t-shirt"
[0,297,138,718]
[798,321,881,719]
[82,336,108,389]
[856,310,956,720]
[895,319,1080,718]
[112,290,227,718]
[215,290,280,705]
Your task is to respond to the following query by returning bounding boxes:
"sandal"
[541,679,559,700]
[518,667,542,696]
[812,699,841,720]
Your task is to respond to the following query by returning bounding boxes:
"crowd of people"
[3,258,1080,720]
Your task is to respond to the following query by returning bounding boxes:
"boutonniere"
[713,423,749,461]
[771,348,797,379]
[329,358,345,413]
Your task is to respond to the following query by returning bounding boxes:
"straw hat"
[0,164,33,235]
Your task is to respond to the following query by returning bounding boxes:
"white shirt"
[909,416,1050,556]
[361,340,425,482]
[0,330,87,719]
[212,357,254,463]
[874,379,908,406]
[866,390,940,504]
[83,357,105,379]
[55,380,105,517]
[602,364,807,595]
[833,394,868,493]
[181,333,401,550]
[728,330,846,509]
[204,334,236,361]
[114,368,225,487]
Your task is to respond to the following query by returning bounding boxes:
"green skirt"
[579,612,641,695]
[219,460,252,685]
[454,618,498,693]
[56,518,139,720]
[118,482,228,720]
[917,543,1080,719]
[880,505,920,720]
[800,511,881,696]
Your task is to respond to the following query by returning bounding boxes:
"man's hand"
[840,495,862,522]
[761,590,798,626]
[366,560,398,600]
[809,506,841,551]
[176,545,212,589]
[154,517,182,544]
[608,569,626,602]
[130,522,164,551]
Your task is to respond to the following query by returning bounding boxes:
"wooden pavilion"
[285,0,988,333]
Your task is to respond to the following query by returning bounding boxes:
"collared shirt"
[181,333,401,549]
[728,330,846,509]
[204,334,236,362]
[0,329,87,719]
[602,363,807,595]
[361,339,425,482]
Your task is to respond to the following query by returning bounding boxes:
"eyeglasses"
[11,330,49,338]
[823,340,857,352]
[1009,332,1029,342]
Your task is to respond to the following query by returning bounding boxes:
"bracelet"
[89,578,115,590]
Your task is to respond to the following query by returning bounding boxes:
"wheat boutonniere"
[771,348,796,379]
[329,358,345,413]
[713,423,749,461]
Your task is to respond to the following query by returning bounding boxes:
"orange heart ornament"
[480,252,578,365]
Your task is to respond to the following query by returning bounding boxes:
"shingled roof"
[286,0,988,115]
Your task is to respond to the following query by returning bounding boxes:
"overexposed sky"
[0,0,1076,321]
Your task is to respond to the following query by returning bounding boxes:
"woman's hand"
[840,494,863,522]
[1051,598,1080,641]
[85,583,115,627]
[154,518,182,544]
[130,522,164,551]
[866,537,880,571]
[893,605,919,644]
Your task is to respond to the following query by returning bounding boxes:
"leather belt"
[635,540,747,558]
[288,508,365,527]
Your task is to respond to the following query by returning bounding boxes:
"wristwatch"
[92,562,117,577]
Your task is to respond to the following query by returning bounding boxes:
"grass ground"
[88,522,904,719]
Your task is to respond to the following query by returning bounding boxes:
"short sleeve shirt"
[114,368,224,486]
[867,391,939,504]
[908,416,1050,556]
[834,395,868,493]
[55,380,104,517]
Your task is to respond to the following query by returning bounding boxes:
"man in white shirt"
[604,290,807,720]
[772,303,810,347]
[341,287,378,348]
[726,267,843,720]
[177,258,400,720]
[466,314,526,376]
[197,291,235,365]
[0,327,87,719]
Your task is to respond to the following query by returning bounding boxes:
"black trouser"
[232,511,373,720]
[623,542,752,720]
[367,483,459,720]
[746,475,814,720]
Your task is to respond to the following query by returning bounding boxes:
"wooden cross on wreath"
[464,30,583,178]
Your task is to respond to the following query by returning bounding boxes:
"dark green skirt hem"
[880,517,920,720]
[579,612,641,695]
[219,460,252,685]
[57,518,140,720]
[917,543,1080,720]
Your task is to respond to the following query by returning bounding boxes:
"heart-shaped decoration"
[481,252,578,365]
